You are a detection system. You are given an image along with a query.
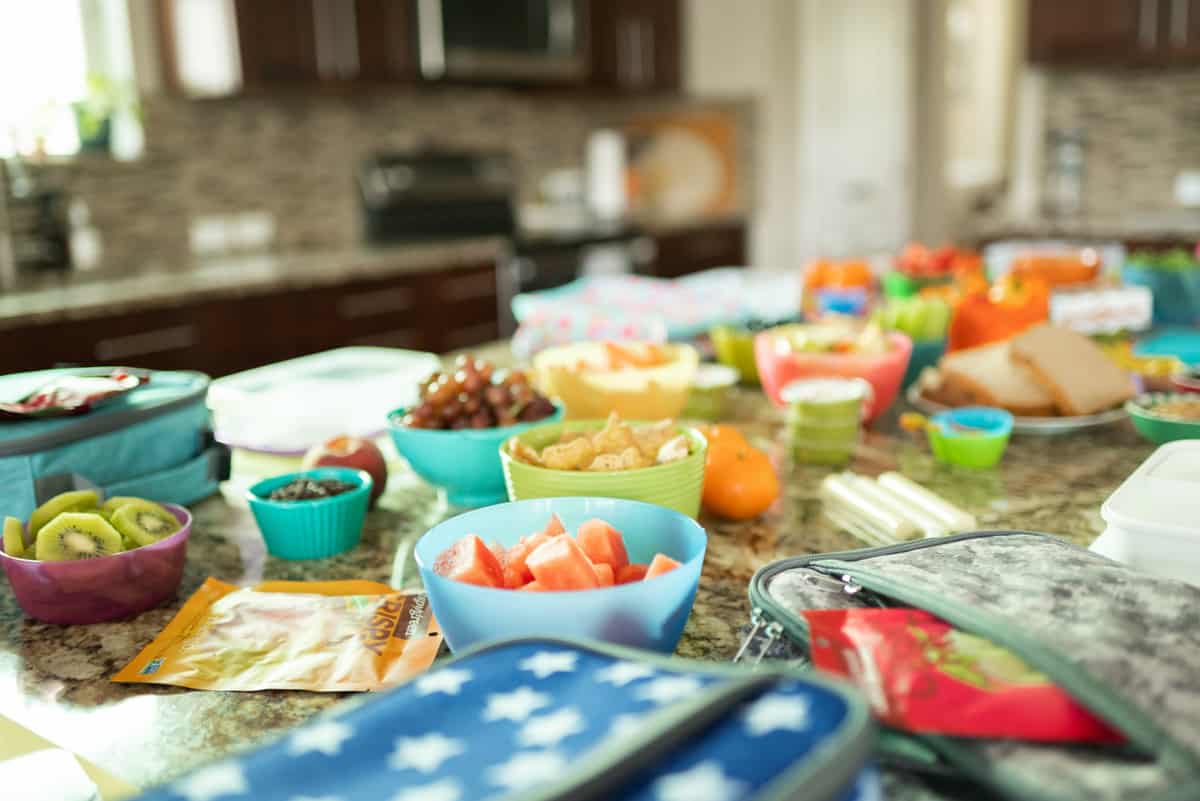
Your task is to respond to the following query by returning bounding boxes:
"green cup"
[781,378,871,465]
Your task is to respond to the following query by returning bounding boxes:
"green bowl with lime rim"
[1127,393,1200,444]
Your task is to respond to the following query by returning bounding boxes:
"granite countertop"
[0,237,508,330]
[0,347,1155,794]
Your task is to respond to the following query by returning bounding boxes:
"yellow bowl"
[533,342,699,420]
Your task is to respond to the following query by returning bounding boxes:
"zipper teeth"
[821,559,1198,773]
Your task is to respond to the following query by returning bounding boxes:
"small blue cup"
[415,497,707,653]
[246,467,372,560]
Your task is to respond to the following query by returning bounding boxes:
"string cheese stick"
[877,472,977,532]
[820,474,918,542]
[843,474,948,539]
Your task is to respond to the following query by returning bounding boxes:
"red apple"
[301,435,388,507]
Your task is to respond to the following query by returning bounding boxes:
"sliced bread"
[937,341,1058,416]
[1010,323,1135,416]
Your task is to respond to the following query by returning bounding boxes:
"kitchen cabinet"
[1028,0,1200,66]
[648,222,747,279]
[2,262,499,377]
[589,0,681,93]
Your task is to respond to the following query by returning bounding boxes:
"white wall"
[685,0,917,270]
[683,0,799,271]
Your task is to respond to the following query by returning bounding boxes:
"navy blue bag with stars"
[132,637,878,801]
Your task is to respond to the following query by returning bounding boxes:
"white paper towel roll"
[586,129,627,221]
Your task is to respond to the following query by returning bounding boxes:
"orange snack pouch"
[113,578,442,692]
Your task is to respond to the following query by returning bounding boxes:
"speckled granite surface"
[0,368,1155,793]
[0,238,506,330]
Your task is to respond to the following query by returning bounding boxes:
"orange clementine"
[701,425,780,520]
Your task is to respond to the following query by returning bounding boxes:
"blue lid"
[1134,329,1200,367]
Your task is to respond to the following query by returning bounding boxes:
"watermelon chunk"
[576,518,629,570]
[505,532,551,585]
[433,534,504,588]
[542,513,566,538]
[616,563,649,584]
[527,536,600,590]
[593,562,615,587]
[644,554,682,580]
[519,581,546,592]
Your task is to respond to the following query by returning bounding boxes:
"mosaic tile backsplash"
[1043,68,1200,219]
[23,90,751,273]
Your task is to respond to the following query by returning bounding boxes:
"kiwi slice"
[29,490,101,539]
[100,496,142,520]
[35,513,123,561]
[110,500,181,547]
[3,517,25,558]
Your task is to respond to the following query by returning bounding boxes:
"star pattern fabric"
[134,642,873,801]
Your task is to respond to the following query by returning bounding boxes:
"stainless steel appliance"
[415,0,588,83]
[358,150,647,336]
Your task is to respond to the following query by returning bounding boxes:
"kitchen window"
[0,0,142,160]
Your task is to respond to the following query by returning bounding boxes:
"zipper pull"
[733,607,765,664]
[754,621,784,666]
[841,574,863,596]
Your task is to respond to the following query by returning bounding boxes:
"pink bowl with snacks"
[0,504,191,625]
[755,327,913,424]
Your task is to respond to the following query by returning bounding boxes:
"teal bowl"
[388,404,565,508]
[1127,394,1200,444]
[926,407,1013,469]
[902,338,947,390]
[246,467,372,560]
[415,497,707,653]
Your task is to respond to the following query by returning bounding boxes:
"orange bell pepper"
[946,274,1049,352]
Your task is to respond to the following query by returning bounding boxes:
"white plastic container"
[1092,440,1200,586]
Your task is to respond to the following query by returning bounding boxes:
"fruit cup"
[0,505,192,625]
[246,468,372,560]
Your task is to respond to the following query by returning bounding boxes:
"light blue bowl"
[387,404,564,508]
[415,497,708,653]
[246,467,372,560]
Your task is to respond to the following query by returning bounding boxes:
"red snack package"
[803,608,1122,743]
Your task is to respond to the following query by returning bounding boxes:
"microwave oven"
[416,0,588,83]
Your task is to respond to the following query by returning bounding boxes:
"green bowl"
[683,364,740,421]
[500,421,707,517]
[1127,394,1200,444]
[709,325,759,384]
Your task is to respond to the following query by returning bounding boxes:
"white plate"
[905,383,1127,435]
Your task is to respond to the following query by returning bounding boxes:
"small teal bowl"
[927,406,1013,469]
[388,403,564,508]
[415,497,707,653]
[246,467,372,560]
[902,338,947,390]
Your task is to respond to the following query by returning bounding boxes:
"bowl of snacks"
[501,412,706,517]
[708,319,796,384]
[1126,393,1200,445]
[247,467,372,560]
[415,497,707,652]
[870,295,951,390]
[533,341,699,420]
[0,490,191,624]
[389,356,563,507]
[754,320,913,423]
[682,364,740,421]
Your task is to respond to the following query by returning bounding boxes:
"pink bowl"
[754,330,913,423]
[0,504,191,625]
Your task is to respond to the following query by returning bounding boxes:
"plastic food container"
[1126,393,1200,445]
[925,407,1013,469]
[501,420,707,517]
[246,468,372,560]
[755,328,912,423]
[682,364,739,420]
[0,504,192,625]
[709,325,760,384]
[388,403,564,508]
[532,342,699,420]
[782,378,871,465]
[414,497,707,652]
[1092,440,1200,586]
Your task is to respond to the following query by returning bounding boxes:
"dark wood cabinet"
[589,0,681,93]
[649,222,747,279]
[1028,0,1200,65]
[1,262,499,377]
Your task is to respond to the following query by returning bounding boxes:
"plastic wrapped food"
[113,578,442,692]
